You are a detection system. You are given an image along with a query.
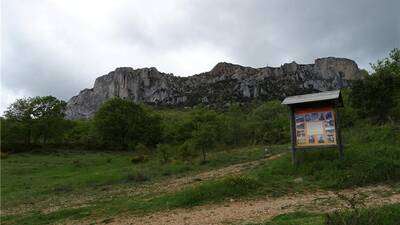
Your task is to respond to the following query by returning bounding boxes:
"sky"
[1,0,399,113]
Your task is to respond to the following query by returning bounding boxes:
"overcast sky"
[1,0,399,113]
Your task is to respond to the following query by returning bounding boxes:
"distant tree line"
[1,48,399,162]
[0,96,289,161]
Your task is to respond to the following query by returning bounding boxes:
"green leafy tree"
[189,108,220,162]
[93,98,161,149]
[338,88,359,128]
[156,143,174,164]
[177,139,196,162]
[220,103,247,146]
[350,48,400,123]
[192,123,218,162]
[141,107,162,147]
[63,119,98,148]
[248,100,290,144]
[4,98,34,145]
[3,96,67,146]
[30,96,67,143]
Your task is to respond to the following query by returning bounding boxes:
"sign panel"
[294,106,337,147]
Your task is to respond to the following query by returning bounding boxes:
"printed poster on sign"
[294,107,337,146]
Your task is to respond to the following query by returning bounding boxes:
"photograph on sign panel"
[295,114,305,123]
[296,122,305,130]
[295,108,337,146]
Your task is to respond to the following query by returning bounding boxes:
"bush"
[156,143,174,164]
[134,143,150,155]
[177,140,197,162]
[130,155,147,164]
[126,171,149,183]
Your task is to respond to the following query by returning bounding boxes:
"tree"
[189,108,220,162]
[3,96,67,146]
[140,106,162,147]
[30,96,67,143]
[248,100,290,144]
[192,123,218,162]
[4,98,34,145]
[93,98,161,149]
[63,119,97,148]
[220,103,246,146]
[156,143,174,164]
[350,48,400,123]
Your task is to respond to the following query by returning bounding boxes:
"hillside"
[65,57,363,119]
[2,49,399,225]
[1,124,400,224]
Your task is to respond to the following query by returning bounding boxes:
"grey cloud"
[178,0,400,67]
[1,0,399,113]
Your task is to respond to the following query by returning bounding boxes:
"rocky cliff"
[65,57,363,119]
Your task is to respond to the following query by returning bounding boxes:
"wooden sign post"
[282,90,344,165]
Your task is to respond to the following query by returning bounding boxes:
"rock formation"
[66,57,363,119]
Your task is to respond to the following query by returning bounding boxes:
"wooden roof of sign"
[282,90,343,106]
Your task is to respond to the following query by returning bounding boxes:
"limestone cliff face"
[66,57,363,119]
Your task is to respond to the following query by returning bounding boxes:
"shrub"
[156,143,174,164]
[130,155,147,164]
[177,140,197,162]
[126,171,149,183]
[134,143,150,155]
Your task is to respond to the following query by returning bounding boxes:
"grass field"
[1,124,399,224]
[1,145,288,224]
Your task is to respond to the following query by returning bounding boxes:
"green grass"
[325,203,400,225]
[1,145,281,217]
[1,124,399,224]
[1,208,93,225]
[115,140,399,213]
[97,124,400,213]
[260,211,323,225]
[112,124,400,213]
[248,203,400,225]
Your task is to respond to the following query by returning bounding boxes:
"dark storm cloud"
[1,0,399,112]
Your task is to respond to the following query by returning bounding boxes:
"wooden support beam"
[334,107,344,159]
[289,107,297,166]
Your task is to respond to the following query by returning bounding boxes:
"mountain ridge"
[65,57,363,119]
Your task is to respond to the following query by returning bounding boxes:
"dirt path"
[106,184,400,225]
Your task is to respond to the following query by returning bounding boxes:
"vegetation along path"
[127,153,284,197]
[101,184,400,225]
